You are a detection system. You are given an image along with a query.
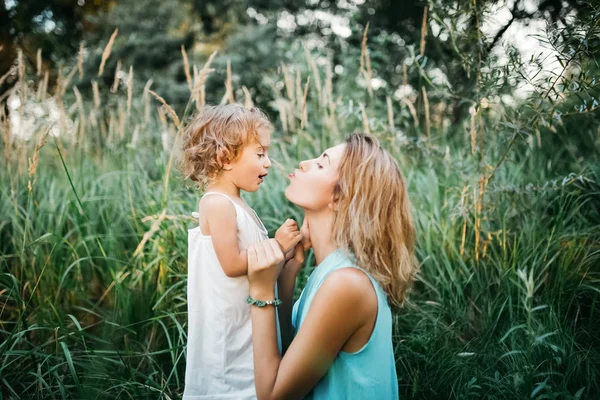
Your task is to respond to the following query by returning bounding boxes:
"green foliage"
[1,2,600,399]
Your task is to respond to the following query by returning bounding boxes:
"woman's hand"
[247,239,285,296]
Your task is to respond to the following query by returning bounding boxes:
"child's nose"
[264,155,271,168]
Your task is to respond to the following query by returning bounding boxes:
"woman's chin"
[284,186,293,201]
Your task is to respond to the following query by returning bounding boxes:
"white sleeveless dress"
[183,192,269,400]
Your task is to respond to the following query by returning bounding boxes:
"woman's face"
[285,143,346,211]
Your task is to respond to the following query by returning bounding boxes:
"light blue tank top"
[291,248,399,400]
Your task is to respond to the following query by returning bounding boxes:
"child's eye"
[258,153,265,158]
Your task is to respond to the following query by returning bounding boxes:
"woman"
[246,133,418,399]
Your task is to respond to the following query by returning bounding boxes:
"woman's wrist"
[249,285,275,300]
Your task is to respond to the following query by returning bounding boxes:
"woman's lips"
[288,172,295,178]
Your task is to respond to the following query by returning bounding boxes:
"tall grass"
[1,10,599,399]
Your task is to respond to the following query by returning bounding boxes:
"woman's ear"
[329,183,341,211]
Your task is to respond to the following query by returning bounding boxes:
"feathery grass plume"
[225,58,235,104]
[1,107,11,161]
[325,60,333,111]
[118,109,126,140]
[77,42,84,79]
[401,98,419,127]
[359,22,373,98]
[469,104,477,154]
[131,124,140,146]
[422,86,431,139]
[111,59,121,93]
[99,111,107,138]
[37,70,48,101]
[157,106,167,127]
[60,64,79,97]
[275,98,288,133]
[281,63,295,107]
[420,7,428,57]
[92,80,101,109]
[27,128,50,192]
[133,208,167,257]
[459,186,469,257]
[304,44,323,107]
[107,110,115,143]
[359,102,371,134]
[88,108,97,129]
[359,22,369,76]
[192,50,217,110]
[143,79,153,123]
[0,66,15,88]
[295,70,303,114]
[301,76,310,130]
[287,99,296,132]
[148,90,181,129]
[73,86,85,141]
[364,43,373,98]
[17,49,25,128]
[98,28,118,77]
[181,45,192,92]
[242,86,254,109]
[127,66,133,115]
[36,49,42,76]
[403,63,408,85]
[386,96,395,134]
[474,174,487,263]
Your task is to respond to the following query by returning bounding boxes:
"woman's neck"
[305,210,338,265]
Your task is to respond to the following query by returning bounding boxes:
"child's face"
[284,143,346,211]
[226,134,271,192]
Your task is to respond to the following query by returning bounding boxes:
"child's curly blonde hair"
[180,104,273,187]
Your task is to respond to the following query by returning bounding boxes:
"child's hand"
[275,218,302,255]
[281,217,311,278]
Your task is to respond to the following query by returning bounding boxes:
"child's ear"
[216,148,233,171]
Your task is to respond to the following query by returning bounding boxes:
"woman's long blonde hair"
[332,133,418,308]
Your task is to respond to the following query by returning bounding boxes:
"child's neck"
[206,179,241,199]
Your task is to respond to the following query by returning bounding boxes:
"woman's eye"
[317,163,323,169]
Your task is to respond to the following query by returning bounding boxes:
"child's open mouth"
[258,173,268,183]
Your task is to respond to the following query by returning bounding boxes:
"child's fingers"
[292,232,302,246]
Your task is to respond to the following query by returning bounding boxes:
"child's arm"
[201,195,248,277]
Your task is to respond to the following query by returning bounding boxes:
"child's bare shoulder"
[199,194,237,217]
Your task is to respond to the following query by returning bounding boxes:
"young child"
[180,104,301,400]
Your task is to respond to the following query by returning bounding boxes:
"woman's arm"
[248,241,377,400]
[276,263,298,353]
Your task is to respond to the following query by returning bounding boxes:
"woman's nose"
[299,160,307,171]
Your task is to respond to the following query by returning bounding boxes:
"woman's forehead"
[324,143,346,160]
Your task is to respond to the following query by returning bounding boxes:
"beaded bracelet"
[246,295,282,308]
